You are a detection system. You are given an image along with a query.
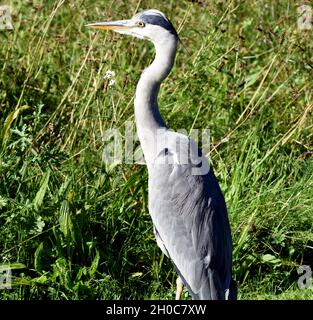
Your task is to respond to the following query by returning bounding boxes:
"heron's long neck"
[134,38,177,159]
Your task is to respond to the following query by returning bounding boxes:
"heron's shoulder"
[154,130,210,176]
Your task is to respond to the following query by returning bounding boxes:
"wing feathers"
[148,131,233,299]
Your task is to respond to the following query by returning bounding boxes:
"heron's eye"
[137,21,145,28]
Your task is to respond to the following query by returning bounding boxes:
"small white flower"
[104,70,115,79]
[108,79,115,87]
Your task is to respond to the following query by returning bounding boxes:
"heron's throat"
[134,38,177,143]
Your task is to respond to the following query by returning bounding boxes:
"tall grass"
[0,0,312,299]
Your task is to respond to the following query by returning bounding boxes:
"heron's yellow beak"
[85,19,133,31]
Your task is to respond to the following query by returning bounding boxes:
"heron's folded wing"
[148,133,232,297]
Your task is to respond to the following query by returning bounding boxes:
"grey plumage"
[87,8,236,300]
[149,133,234,299]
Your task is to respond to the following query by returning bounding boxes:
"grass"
[0,0,312,300]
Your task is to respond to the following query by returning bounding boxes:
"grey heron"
[87,9,236,300]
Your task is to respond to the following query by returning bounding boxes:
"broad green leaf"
[89,249,100,277]
[261,254,281,265]
[34,242,44,272]
[33,169,51,211]
[59,200,72,238]
[1,105,30,149]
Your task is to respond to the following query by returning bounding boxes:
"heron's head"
[86,9,179,46]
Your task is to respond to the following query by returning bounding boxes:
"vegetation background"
[0,0,312,300]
